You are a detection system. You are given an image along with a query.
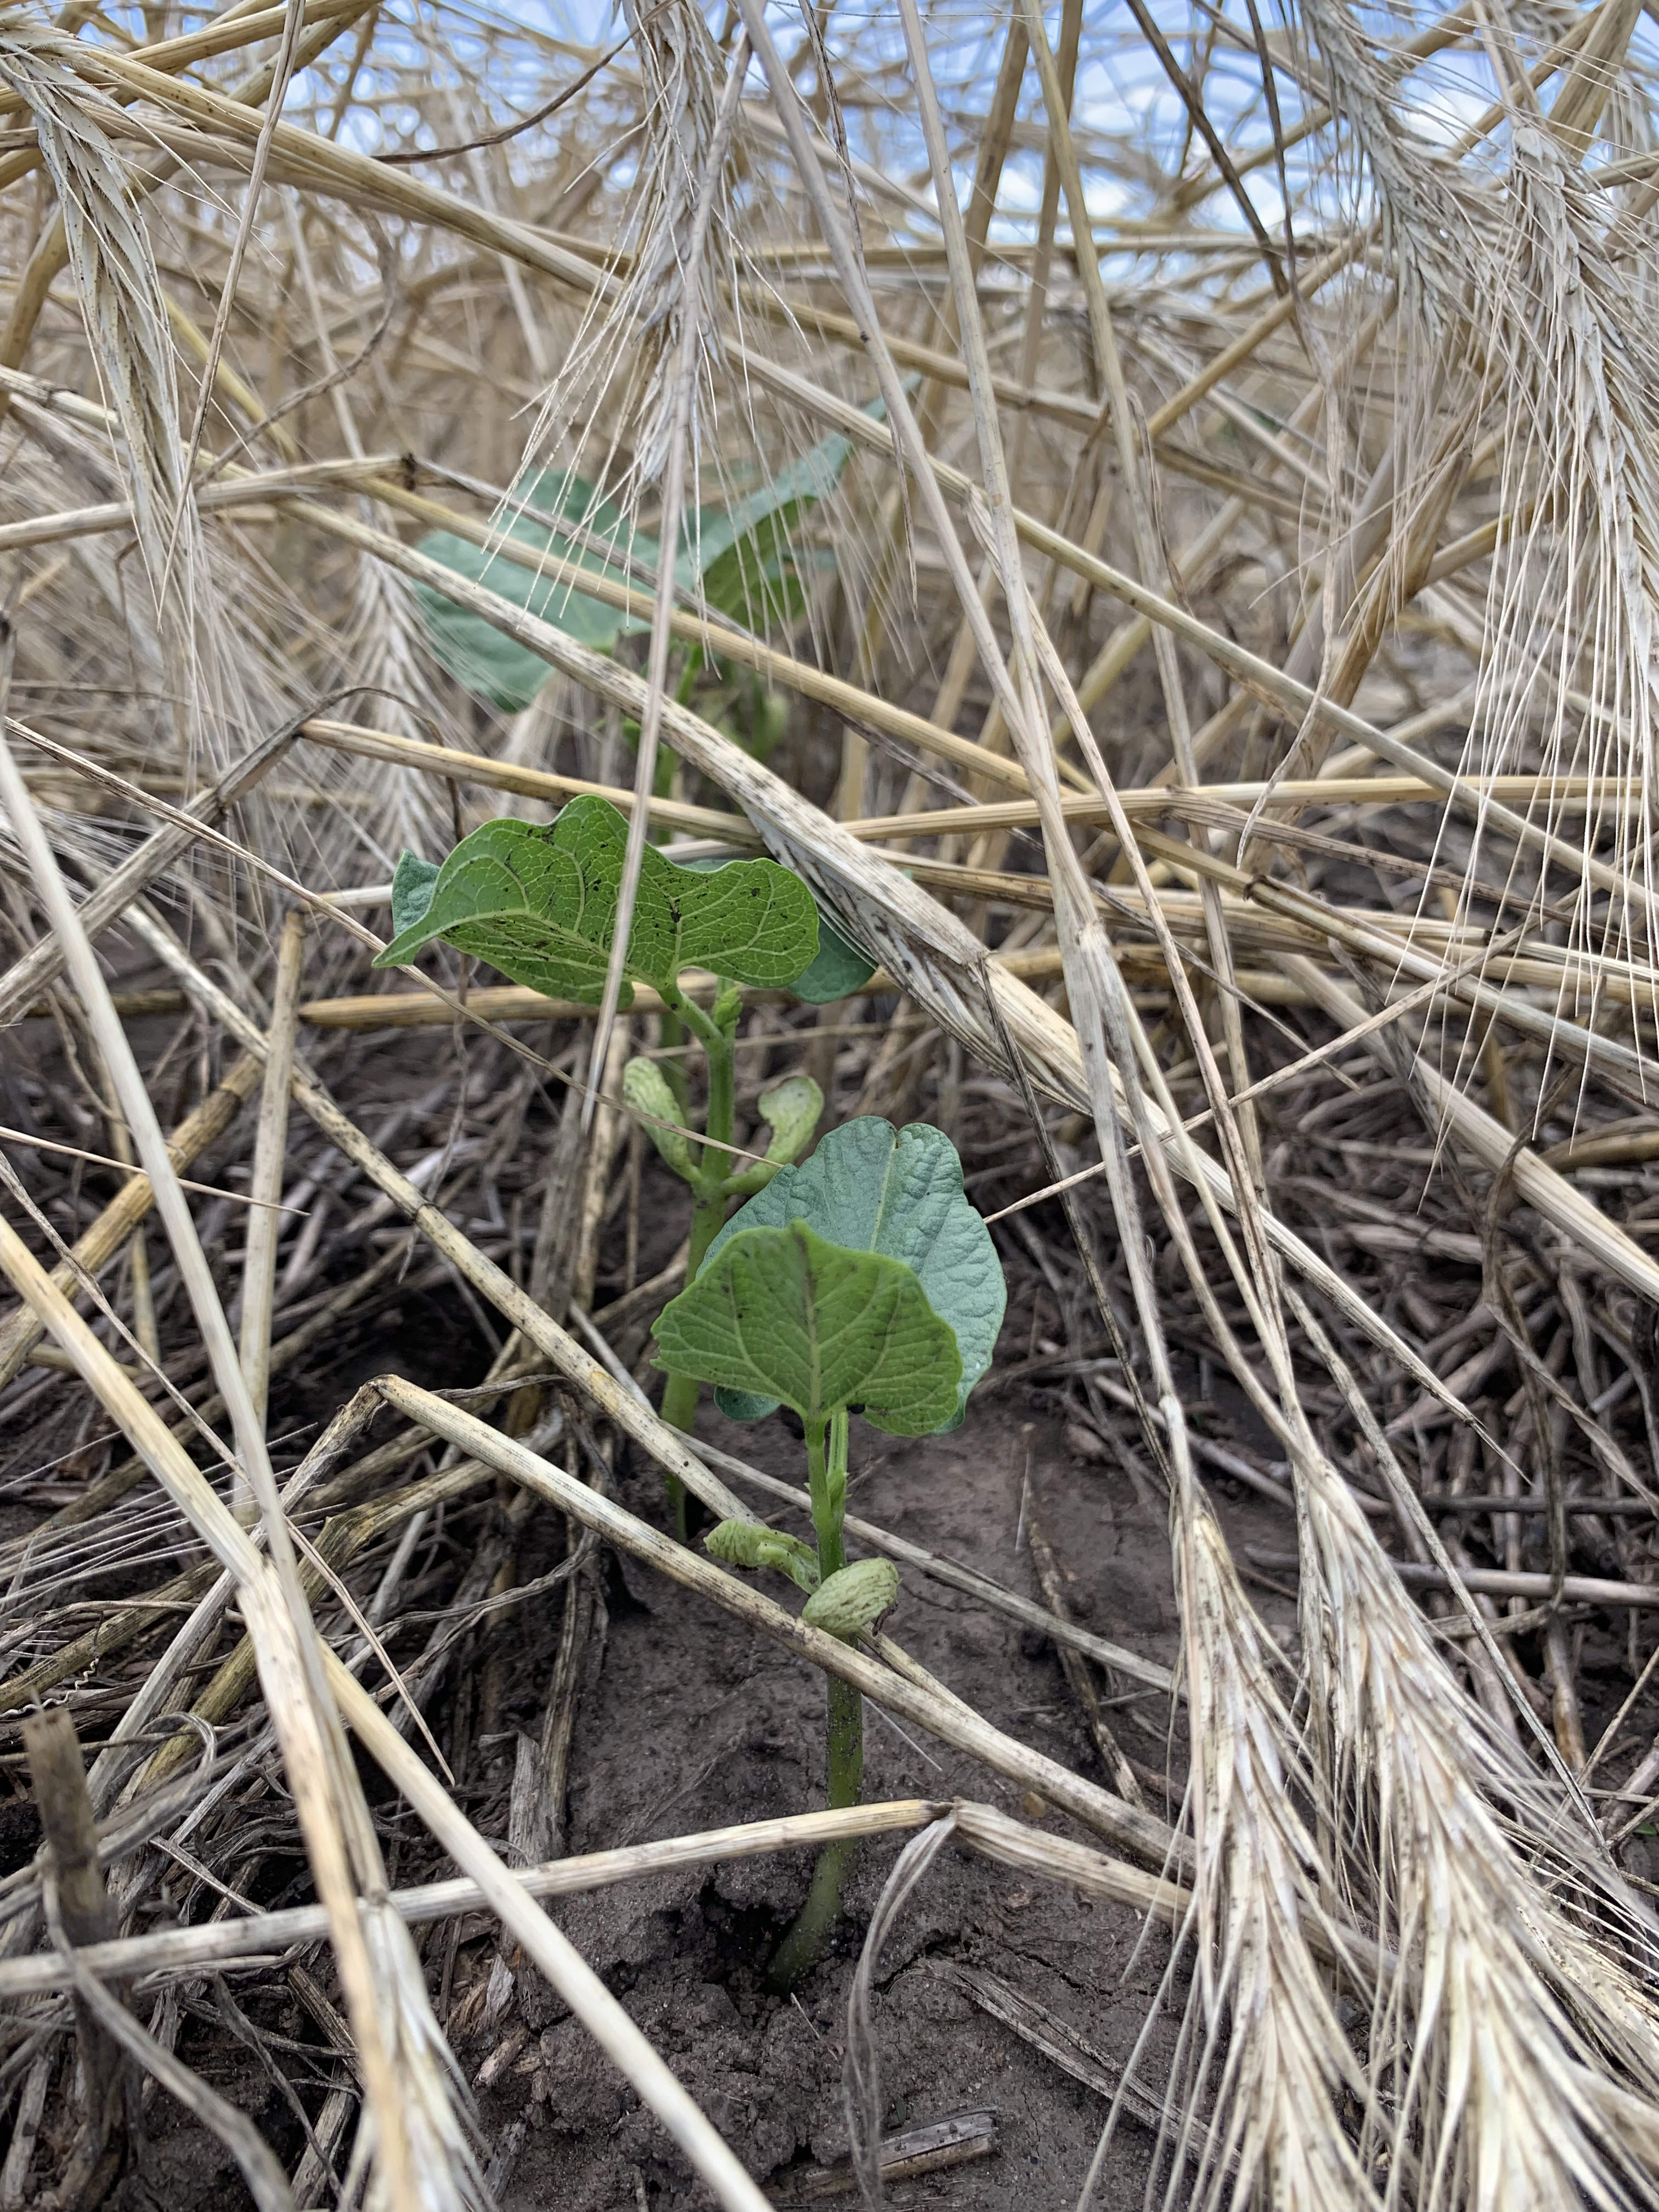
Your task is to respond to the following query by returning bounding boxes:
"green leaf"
[705,1119,1004,1431]
[390,851,441,942]
[703,1518,821,1594]
[653,1221,962,1437]
[789,912,878,1005]
[413,471,653,712]
[377,816,608,1000]
[725,1075,826,1203]
[802,1558,899,1638]
[414,418,868,712]
[712,1386,779,1423]
[687,425,853,631]
[673,856,860,1008]
[372,797,819,1001]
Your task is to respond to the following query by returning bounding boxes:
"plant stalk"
[766,1680,863,1990]
[658,1190,728,1443]
[657,1000,739,1538]
[806,1408,849,1578]
[703,1011,736,1184]
[770,1408,861,1987]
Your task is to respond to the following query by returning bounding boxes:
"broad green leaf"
[789,912,878,1005]
[712,1385,780,1423]
[676,853,873,1006]
[414,419,866,710]
[704,1518,821,1594]
[802,1558,898,1638]
[705,1119,1004,1430]
[688,426,853,630]
[390,851,441,941]
[376,815,605,999]
[653,1221,961,1437]
[413,471,653,712]
[373,797,818,1001]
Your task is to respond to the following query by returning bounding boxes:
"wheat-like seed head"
[0,9,185,596]
[1296,0,1659,1002]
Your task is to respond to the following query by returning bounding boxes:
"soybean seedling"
[374,795,830,1518]
[652,1118,1006,1985]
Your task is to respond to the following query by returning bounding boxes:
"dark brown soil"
[432,1387,1296,2210]
[66,1376,1274,2212]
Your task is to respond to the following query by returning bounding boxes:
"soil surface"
[492,1397,1183,2210]
[40,1375,1284,2212]
[428,1380,1295,2210]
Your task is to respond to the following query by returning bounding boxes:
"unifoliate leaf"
[802,1558,899,1639]
[703,1518,821,1594]
[674,859,860,1008]
[620,822,818,994]
[759,1075,822,1166]
[789,911,879,1005]
[653,1222,961,1436]
[705,1120,1003,1430]
[414,471,653,711]
[623,1057,693,1181]
[390,851,441,943]
[723,1075,826,1204]
[370,796,819,1001]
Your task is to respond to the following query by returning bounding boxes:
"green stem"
[703,1018,735,1188]
[657,1008,737,1539]
[659,1185,728,1541]
[769,1408,860,1988]
[660,979,723,1055]
[659,1373,701,1443]
[806,1408,848,1578]
[766,1678,862,1989]
[658,1186,727,1433]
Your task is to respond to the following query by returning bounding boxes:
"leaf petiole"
[806,1408,849,1582]
[656,977,724,1056]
